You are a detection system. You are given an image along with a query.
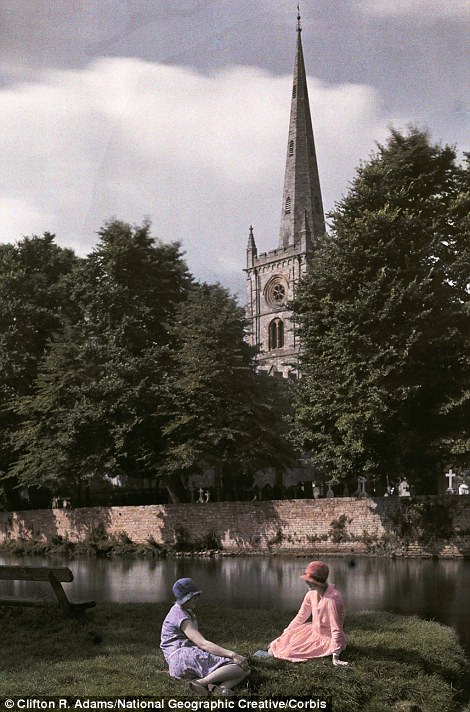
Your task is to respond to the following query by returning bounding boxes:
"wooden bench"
[0,565,96,617]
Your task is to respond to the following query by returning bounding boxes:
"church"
[185,14,323,500]
[244,13,325,379]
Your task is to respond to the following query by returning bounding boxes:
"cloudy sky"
[1,0,469,298]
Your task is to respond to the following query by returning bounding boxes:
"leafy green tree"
[8,324,173,502]
[0,233,78,400]
[0,234,78,505]
[439,152,470,465]
[291,128,470,491]
[70,219,190,352]
[6,220,192,501]
[162,283,296,501]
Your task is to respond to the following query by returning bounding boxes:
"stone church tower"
[245,15,325,378]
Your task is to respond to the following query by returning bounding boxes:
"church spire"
[246,224,257,267]
[278,10,325,249]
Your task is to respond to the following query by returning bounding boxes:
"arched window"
[285,196,291,214]
[269,318,284,350]
[289,140,294,156]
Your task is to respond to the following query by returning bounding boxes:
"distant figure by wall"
[398,479,411,497]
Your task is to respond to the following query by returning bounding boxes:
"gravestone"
[445,468,456,494]
[357,476,367,497]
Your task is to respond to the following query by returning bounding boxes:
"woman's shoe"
[211,686,236,697]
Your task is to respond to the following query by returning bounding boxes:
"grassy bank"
[0,603,468,711]
[0,524,222,558]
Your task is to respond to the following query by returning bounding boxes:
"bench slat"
[0,596,50,607]
[67,600,96,611]
[0,596,95,610]
[0,565,73,582]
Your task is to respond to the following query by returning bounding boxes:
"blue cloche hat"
[172,578,202,605]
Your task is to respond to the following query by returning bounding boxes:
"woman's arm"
[327,599,348,666]
[282,592,313,633]
[181,619,248,668]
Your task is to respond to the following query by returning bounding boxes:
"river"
[1,554,469,657]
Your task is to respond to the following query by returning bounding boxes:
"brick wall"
[1,496,469,557]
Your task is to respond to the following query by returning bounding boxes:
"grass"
[0,530,169,558]
[0,603,468,711]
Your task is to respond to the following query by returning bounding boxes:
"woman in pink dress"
[268,561,349,666]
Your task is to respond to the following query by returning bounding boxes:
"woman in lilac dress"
[160,578,250,696]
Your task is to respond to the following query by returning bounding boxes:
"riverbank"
[0,603,468,711]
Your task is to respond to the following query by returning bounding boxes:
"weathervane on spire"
[297,3,302,32]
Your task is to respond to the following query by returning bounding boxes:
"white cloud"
[0,58,406,296]
[0,196,56,242]
[354,0,470,20]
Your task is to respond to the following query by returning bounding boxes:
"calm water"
[1,554,469,656]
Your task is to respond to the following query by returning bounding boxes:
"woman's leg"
[197,663,249,691]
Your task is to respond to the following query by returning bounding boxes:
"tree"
[70,219,190,352]
[0,234,78,506]
[6,220,192,501]
[161,283,296,501]
[8,323,173,501]
[291,128,470,491]
[0,233,78,400]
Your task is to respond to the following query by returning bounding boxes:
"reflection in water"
[1,554,469,655]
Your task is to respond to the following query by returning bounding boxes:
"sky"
[1,0,469,299]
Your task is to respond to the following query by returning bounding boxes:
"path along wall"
[0,496,469,558]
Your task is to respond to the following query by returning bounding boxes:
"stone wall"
[1,496,469,557]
